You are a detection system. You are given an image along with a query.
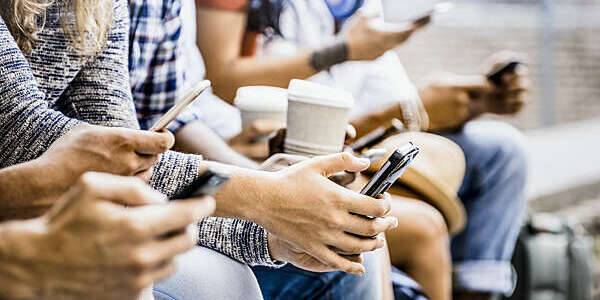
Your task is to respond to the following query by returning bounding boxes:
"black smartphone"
[487,61,520,86]
[360,143,419,198]
[177,169,230,198]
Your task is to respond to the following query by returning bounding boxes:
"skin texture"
[420,54,529,132]
[0,124,174,220]
[195,8,427,103]
[208,152,399,274]
[0,172,215,300]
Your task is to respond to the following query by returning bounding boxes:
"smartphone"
[149,80,211,132]
[382,1,454,24]
[177,169,230,198]
[360,143,419,198]
[487,61,520,86]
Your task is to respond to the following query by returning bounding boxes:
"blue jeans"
[153,247,263,300]
[252,250,391,300]
[442,121,527,295]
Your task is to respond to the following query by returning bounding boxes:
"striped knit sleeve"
[0,17,81,167]
[61,0,138,129]
[150,151,283,267]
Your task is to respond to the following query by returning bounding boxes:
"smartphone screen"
[149,80,211,132]
[360,143,419,198]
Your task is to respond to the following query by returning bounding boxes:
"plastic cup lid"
[234,86,288,112]
[287,79,354,109]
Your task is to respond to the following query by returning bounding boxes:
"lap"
[153,247,263,300]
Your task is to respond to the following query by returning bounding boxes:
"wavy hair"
[0,0,112,57]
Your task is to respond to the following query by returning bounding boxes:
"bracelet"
[309,41,349,71]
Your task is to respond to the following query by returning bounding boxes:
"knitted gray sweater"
[0,0,275,266]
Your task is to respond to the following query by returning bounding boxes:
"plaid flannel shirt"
[129,0,202,131]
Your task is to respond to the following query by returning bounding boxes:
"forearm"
[0,159,69,220]
[174,121,258,169]
[0,219,43,299]
[350,102,404,140]
[207,54,316,103]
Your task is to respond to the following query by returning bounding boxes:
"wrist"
[0,218,48,298]
[267,232,285,262]
[310,41,349,71]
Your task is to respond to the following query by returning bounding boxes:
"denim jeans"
[252,250,390,300]
[441,121,527,295]
[153,247,263,300]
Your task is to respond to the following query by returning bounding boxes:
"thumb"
[308,152,370,177]
[241,119,285,142]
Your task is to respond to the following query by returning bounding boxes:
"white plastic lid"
[234,86,288,112]
[287,79,354,109]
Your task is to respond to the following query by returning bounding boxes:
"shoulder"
[195,0,249,11]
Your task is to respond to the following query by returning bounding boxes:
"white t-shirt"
[179,0,422,138]
[263,0,422,126]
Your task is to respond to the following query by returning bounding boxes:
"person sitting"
[0,166,213,300]
[0,1,399,299]
[189,0,529,299]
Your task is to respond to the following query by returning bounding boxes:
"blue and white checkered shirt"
[128,0,203,131]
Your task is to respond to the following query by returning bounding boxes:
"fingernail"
[389,217,399,229]
[358,157,370,166]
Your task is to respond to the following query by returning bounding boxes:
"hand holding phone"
[360,143,419,198]
[149,80,211,132]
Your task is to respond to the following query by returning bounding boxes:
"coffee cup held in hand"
[284,79,354,156]
[235,86,288,131]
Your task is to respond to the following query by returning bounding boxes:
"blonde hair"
[1,0,113,57]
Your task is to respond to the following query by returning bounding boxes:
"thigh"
[153,247,263,300]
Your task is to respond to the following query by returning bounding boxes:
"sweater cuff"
[197,217,286,267]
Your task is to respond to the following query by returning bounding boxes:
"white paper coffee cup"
[234,86,287,129]
[285,79,354,156]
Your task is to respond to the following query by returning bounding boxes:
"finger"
[77,172,166,206]
[135,167,153,183]
[328,172,356,187]
[130,153,160,174]
[130,129,175,155]
[308,152,370,177]
[137,259,177,289]
[138,225,198,264]
[129,197,215,237]
[345,124,357,141]
[311,245,365,274]
[344,191,392,218]
[341,214,398,237]
[328,233,386,255]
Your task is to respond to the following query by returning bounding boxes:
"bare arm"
[0,159,65,220]
[196,8,315,103]
[174,121,259,169]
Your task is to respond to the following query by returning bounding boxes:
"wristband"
[309,41,349,71]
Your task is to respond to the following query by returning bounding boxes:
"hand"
[346,16,428,61]
[250,153,398,274]
[268,233,364,273]
[0,172,215,300]
[482,51,529,115]
[228,119,284,160]
[259,153,308,172]
[419,72,491,131]
[40,124,174,182]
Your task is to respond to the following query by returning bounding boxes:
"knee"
[154,247,262,300]
[392,200,449,248]
[466,121,528,179]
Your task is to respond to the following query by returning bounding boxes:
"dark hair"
[246,0,288,37]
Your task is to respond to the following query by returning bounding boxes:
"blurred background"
[387,0,600,297]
